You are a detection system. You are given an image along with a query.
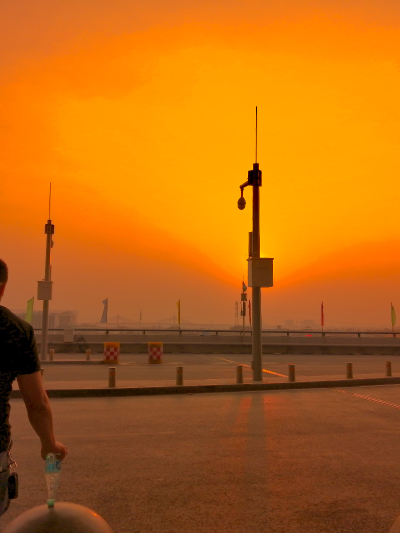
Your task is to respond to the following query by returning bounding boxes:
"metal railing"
[33,328,399,338]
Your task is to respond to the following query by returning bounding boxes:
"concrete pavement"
[9,352,400,397]
[2,386,400,532]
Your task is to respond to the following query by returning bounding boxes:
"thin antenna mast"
[48,183,52,220]
[255,106,258,163]
[40,183,55,361]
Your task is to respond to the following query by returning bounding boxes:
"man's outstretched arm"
[16,371,68,460]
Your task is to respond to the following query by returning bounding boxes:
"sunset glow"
[1,0,400,326]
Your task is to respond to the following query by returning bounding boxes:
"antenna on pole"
[48,183,52,220]
[255,106,258,164]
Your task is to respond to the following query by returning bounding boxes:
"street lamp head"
[237,196,246,210]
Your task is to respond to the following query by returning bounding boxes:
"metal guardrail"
[33,328,399,338]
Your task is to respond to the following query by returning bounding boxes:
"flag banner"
[25,297,34,324]
[176,300,181,326]
[101,298,108,324]
[391,303,396,328]
[321,301,324,328]
[249,300,252,326]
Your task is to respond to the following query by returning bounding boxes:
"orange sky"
[1,0,400,326]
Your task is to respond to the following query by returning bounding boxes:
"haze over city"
[1,0,400,328]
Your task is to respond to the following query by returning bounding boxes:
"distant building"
[301,319,318,328]
[56,311,77,328]
[14,310,78,329]
[284,319,294,328]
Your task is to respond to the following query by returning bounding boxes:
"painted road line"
[334,389,400,410]
[214,356,287,378]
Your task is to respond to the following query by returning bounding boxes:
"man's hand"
[41,441,68,461]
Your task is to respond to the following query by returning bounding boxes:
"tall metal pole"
[237,107,264,381]
[252,161,262,381]
[242,302,245,338]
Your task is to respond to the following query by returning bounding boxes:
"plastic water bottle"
[45,453,61,507]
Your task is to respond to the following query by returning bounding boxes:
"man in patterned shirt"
[0,259,67,516]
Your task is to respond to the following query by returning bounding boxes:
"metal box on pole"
[247,258,274,288]
[37,281,53,301]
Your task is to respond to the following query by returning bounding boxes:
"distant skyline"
[1,0,400,328]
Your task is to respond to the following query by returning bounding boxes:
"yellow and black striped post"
[236,365,243,384]
[386,361,392,377]
[86,349,91,361]
[346,362,353,379]
[288,364,295,382]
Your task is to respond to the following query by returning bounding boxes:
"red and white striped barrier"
[148,342,163,364]
[103,342,120,364]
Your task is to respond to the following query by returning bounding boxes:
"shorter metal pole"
[49,349,54,361]
[236,365,243,384]
[346,362,353,379]
[86,349,91,361]
[41,300,49,362]
[386,361,392,377]
[109,367,116,388]
[288,364,295,382]
[176,366,183,386]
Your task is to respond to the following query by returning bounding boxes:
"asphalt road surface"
[2,386,400,532]
[33,353,400,389]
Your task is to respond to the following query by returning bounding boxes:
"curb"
[40,360,104,365]
[10,376,400,399]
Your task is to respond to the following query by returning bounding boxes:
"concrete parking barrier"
[236,365,243,384]
[49,349,54,361]
[86,349,91,361]
[108,367,116,388]
[346,362,353,379]
[176,366,183,386]
[288,364,295,382]
[386,361,392,377]
[1,501,115,533]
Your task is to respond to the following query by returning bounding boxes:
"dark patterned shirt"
[0,306,40,452]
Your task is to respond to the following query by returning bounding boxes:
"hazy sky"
[1,0,400,326]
